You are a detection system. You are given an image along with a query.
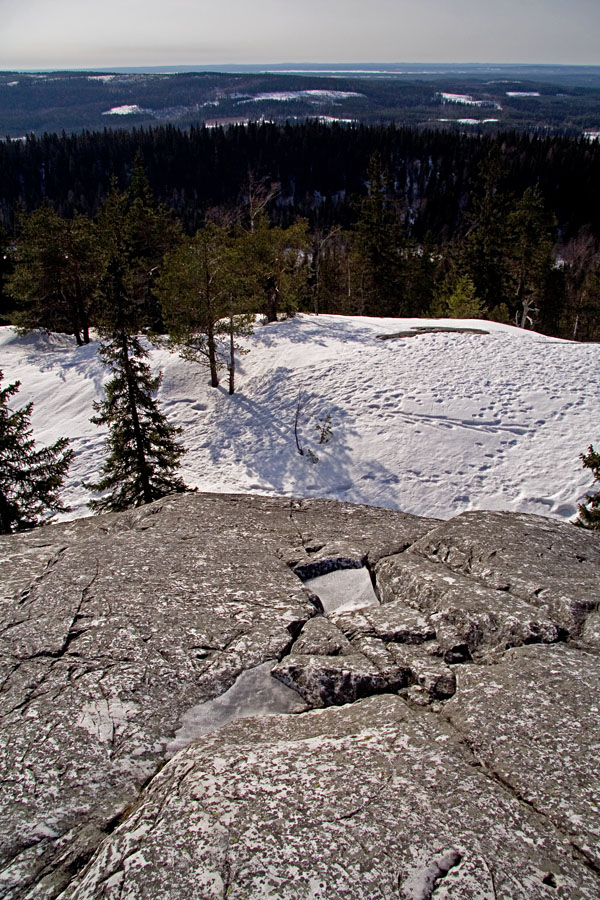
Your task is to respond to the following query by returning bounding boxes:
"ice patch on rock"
[166,661,307,755]
[305,566,379,615]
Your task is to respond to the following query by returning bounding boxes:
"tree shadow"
[191,365,401,507]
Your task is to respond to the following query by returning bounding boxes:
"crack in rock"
[398,848,463,900]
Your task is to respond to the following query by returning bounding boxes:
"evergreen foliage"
[577,445,600,530]
[431,270,483,318]
[506,186,555,329]
[89,165,189,513]
[95,165,182,334]
[86,335,188,513]
[351,153,408,316]
[249,216,310,322]
[156,223,255,388]
[7,204,100,344]
[0,224,14,325]
[1,125,599,341]
[0,371,73,533]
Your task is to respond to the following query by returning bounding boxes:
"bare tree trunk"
[228,315,235,395]
[205,268,219,387]
[294,393,305,456]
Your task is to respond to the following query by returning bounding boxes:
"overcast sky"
[1,0,599,70]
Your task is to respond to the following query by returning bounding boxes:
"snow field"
[1,315,598,524]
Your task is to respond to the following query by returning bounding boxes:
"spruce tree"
[0,371,73,533]
[506,187,555,329]
[431,270,483,318]
[87,333,188,513]
[0,224,14,325]
[87,239,188,513]
[578,445,600,530]
[351,153,407,317]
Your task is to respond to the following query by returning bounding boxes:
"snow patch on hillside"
[1,316,598,525]
[102,104,146,116]
[238,90,364,104]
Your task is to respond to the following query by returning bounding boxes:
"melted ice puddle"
[304,566,379,615]
[166,661,306,756]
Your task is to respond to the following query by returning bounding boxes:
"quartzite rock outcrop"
[0,494,598,899]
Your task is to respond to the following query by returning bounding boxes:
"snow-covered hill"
[1,315,598,524]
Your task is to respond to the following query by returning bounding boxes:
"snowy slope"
[1,315,598,524]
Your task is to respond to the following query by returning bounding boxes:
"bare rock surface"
[375,552,564,660]
[445,643,600,869]
[409,510,600,637]
[60,696,600,900]
[0,493,599,899]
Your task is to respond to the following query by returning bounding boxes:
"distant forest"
[1,121,600,342]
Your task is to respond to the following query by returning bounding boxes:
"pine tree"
[86,333,188,513]
[506,186,555,329]
[0,371,73,533]
[248,216,310,322]
[431,270,483,318]
[156,223,242,388]
[7,205,101,344]
[577,445,600,530]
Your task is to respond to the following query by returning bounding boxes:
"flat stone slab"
[331,601,435,644]
[290,616,353,656]
[4,494,394,899]
[409,510,600,638]
[445,643,600,869]
[286,498,436,572]
[60,696,600,900]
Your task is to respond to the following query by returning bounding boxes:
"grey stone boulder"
[350,635,456,702]
[0,494,324,900]
[271,651,392,706]
[375,552,564,660]
[291,540,367,580]
[409,510,600,638]
[59,695,600,900]
[286,498,436,570]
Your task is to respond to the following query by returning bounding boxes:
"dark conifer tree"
[0,224,14,325]
[7,204,100,344]
[506,186,556,329]
[87,222,188,512]
[86,330,188,513]
[0,371,73,533]
[457,148,512,318]
[351,152,407,316]
[578,445,600,530]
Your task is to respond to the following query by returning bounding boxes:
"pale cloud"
[1,0,598,68]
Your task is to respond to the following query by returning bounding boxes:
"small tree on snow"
[86,335,188,513]
[0,371,73,533]
[87,252,188,514]
[577,445,600,530]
